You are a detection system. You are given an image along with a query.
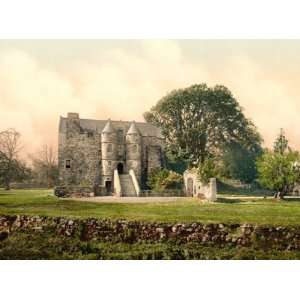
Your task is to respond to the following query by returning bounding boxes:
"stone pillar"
[208,178,217,202]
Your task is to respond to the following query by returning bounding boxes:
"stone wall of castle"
[58,116,102,188]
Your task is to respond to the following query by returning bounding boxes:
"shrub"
[197,158,217,184]
[147,168,183,191]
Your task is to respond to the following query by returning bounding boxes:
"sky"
[0,39,300,158]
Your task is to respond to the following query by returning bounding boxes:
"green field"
[1,189,300,225]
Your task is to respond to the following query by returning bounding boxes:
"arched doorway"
[117,163,124,174]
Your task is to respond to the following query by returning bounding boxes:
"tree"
[144,84,262,165]
[0,129,24,190]
[273,128,289,154]
[257,130,300,199]
[221,141,262,183]
[256,150,300,199]
[29,145,58,188]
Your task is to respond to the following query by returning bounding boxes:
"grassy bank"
[1,189,300,225]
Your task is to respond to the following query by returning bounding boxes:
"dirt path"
[63,194,300,204]
[64,196,195,204]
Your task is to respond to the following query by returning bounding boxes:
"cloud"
[0,41,300,159]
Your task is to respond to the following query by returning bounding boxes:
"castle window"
[132,144,137,153]
[107,144,112,152]
[65,160,71,169]
[118,145,123,155]
[117,129,124,141]
[87,132,93,138]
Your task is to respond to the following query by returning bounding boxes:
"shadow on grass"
[0,193,17,196]
[282,198,300,203]
[216,198,243,204]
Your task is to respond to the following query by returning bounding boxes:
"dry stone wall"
[1,215,300,250]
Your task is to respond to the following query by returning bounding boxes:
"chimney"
[67,112,79,119]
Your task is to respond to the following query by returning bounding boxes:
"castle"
[57,113,165,197]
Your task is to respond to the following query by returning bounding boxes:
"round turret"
[126,121,142,181]
[126,121,141,144]
[101,119,117,176]
[101,119,117,143]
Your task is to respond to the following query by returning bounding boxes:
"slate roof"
[59,117,163,138]
[102,119,115,133]
[126,121,140,135]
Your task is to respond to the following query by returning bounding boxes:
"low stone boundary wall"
[54,186,107,197]
[1,215,300,250]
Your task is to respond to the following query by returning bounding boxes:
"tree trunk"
[4,180,10,190]
[274,190,285,200]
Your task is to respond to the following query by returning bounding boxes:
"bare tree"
[0,129,23,190]
[29,145,58,188]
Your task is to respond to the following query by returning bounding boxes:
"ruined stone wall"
[183,169,217,202]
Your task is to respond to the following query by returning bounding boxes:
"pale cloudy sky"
[0,39,300,157]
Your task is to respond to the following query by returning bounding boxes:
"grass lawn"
[1,189,300,225]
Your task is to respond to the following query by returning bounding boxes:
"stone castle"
[56,113,165,197]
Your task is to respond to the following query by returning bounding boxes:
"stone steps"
[119,174,137,197]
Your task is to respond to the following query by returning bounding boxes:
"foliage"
[0,129,28,189]
[144,83,262,165]
[165,151,188,174]
[273,128,289,154]
[197,158,217,184]
[256,150,300,199]
[147,168,183,191]
[0,154,31,187]
[29,145,58,188]
[2,231,300,259]
[220,141,262,183]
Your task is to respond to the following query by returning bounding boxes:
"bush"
[147,168,183,191]
[197,158,217,184]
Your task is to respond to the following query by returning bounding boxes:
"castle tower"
[126,121,142,181]
[101,119,117,187]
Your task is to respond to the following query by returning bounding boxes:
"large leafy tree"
[144,84,262,165]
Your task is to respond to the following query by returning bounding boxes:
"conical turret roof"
[127,121,140,135]
[102,119,115,133]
